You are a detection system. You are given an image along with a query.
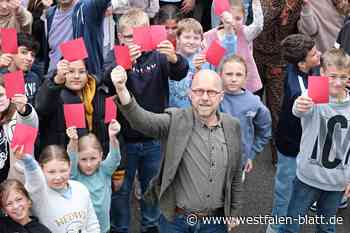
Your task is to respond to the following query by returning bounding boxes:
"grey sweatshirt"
[293,95,350,191]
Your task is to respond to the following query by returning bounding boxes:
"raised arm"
[101,120,121,176]
[111,66,171,138]
[297,1,319,37]
[66,127,79,178]
[243,0,264,42]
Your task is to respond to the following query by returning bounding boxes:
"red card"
[11,124,38,154]
[308,76,329,104]
[206,40,226,67]
[4,70,25,98]
[1,28,18,54]
[60,38,88,62]
[63,103,86,128]
[114,45,132,70]
[213,0,231,16]
[133,27,153,52]
[151,25,167,48]
[105,96,117,123]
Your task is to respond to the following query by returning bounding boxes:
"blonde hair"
[117,8,150,33]
[321,48,350,73]
[218,55,248,76]
[176,18,203,39]
[78,133,103,153]
[0,179,31,209]
[229,0,245,16]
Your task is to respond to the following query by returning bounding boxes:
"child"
[105,7,189,233]
[66,119,121,233]
[267,33,321,233]
[13,144,101,233]
[0,179,51,233]
[154,4,183,48]
[0,32,42,106]
[280,48,350,233]
[219,55,271,180]
[203,0,263,93]
[169,18,203,108]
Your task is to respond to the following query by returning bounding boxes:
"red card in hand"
[11,124,38,154]
[133,26,153,52]
[206,40,226,67]
[63,103,86,128]
[1,28,18,54]
[105,96,117,123]
[114,45,132,70]
[308,76,329,104]
[60,38,88,61]
[151,25,167,48]
[213,0,231,16]
[4,70,25,98]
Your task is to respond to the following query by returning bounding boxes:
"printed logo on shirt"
[245,111,257,118]
[310,115,350,169]
[66,220,83,233]
[55,210,87,228]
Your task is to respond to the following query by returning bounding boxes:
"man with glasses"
[111,67,243,233]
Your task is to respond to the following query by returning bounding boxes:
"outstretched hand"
[13,144,25,160]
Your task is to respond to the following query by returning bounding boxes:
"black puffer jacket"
[0,216,51,233]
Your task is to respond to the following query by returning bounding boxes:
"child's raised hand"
[111,65,128,92]
[128,44,142,63]
[193,53,207,71]
[0,53,13,67]
[109,119,121,138]
[55,59,70,85]
[345,184,350,198]
[221,11,234,34]
[12,94,27,114]
[244,159,253,173]
[12,144,25,160]
[294,95,314,113]
[66,126,78,141]
[157,40,178,64]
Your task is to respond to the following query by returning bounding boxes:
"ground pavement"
[130,146,350,233]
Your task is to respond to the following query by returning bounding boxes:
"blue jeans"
[270,151,297,232]
[280,178,343,233]
[160,214,228,233]
[110,140,161,233]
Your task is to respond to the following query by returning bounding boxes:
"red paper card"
[105,96,117,123]
[60,38,88,61]
[1,28,18,54]
[213,0,231,16]
[114,45,132,70]
[133,27,153,52]
[206,40,226,67]
[308,76,329,104]
[4,70,25,98]
[63,103,86,128]
[11,124,38,154]
[151,25,167,48]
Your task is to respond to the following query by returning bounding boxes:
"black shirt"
[0,216,52,233]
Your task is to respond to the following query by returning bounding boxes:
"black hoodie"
[0,216,51,233]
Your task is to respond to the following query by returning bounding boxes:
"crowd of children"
[0,0,349,233]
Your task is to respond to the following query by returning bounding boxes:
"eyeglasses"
[191,89,222,97]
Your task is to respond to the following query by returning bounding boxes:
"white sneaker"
[339,196,348,209]
[309,201,317,212]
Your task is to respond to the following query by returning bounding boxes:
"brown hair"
[321,48,350,73]
[176,18,203,39]
[218,55,248,76]
[78,133,103,153]
[117,8,150,33]
[39,145,70,166]
[281,34,315,64]
[0,77,16,125]
[0,179,31,209]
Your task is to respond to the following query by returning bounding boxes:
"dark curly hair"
[281,34,315,65]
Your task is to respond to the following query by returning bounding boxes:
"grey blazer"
[118,97,243,221]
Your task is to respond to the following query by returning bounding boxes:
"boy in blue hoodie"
[280,48,350,233]
[266,34,321,233]
[0,32,42,107]
[105,8,189,233]
[219,55,271,180]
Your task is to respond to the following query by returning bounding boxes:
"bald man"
[111,67,243,233]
